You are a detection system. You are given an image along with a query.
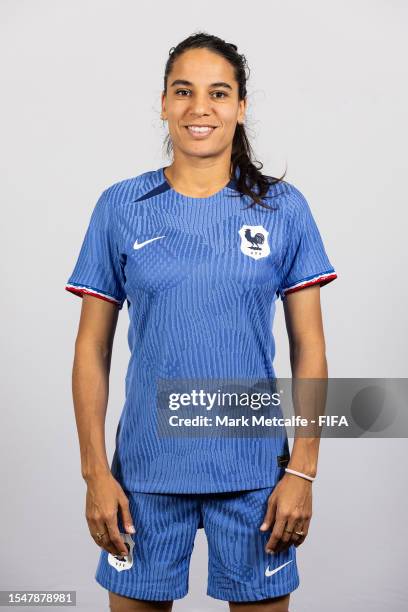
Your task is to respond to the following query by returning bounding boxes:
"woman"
[65,32,337,612]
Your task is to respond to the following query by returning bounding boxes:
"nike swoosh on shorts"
[265,560,293,577]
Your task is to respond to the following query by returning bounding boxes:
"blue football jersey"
[65,166,337,493]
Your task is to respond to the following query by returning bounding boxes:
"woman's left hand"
[259,473,313,554]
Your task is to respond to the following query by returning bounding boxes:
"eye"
[174,89,228,99]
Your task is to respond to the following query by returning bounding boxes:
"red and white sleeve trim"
[65,283,122,306]
[282,271,337,296]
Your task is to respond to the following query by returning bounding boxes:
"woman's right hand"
[85,470,135,557]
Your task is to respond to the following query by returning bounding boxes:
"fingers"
[87,516,122,556]
[105,511,129,557]
[86,504,129,556]
[265,509,311,554]
[89,523,116,556]
[118,494,136,535]
[259,493,277,532]
[293,516,311,548]
[85,476,135,557]
[272,516,303,555]
[265,516,287,554]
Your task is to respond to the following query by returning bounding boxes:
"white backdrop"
[1,1,407,610]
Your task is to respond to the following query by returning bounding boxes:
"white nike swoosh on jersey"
[133,236,166,249]
[265,560,293,577]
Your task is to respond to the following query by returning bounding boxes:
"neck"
[164,157,233,198]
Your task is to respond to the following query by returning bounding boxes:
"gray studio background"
[1,1,407,610]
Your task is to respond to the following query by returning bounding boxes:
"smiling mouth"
[185,125,217,138]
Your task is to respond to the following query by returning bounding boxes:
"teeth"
[188,126,213,133]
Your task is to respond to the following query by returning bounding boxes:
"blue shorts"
[95,486,300,602]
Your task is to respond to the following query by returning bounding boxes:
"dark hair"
[162,31,287,210]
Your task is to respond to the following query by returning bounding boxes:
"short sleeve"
[277,186,337,301]
[65,189,127,309]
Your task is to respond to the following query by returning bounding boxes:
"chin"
[178,144,221,159]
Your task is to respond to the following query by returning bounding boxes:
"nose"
[187,91,212,118]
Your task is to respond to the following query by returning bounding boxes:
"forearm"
[72,339,112,481]
[288,341,328,478]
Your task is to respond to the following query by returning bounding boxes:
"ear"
[161,91,167,120]
[237,97,247,125]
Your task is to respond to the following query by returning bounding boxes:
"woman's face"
[161,48,246,161]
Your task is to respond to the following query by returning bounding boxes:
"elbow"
[74,336,112,362]
[289,338,328,375]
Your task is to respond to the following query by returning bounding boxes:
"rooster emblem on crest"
[239,225,270,259]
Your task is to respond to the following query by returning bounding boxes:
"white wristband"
[285,468,316,482]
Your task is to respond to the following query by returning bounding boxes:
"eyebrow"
[169,79,233,91]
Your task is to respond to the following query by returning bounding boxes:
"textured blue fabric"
[65,167,337,493]
[95,485,300,601]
